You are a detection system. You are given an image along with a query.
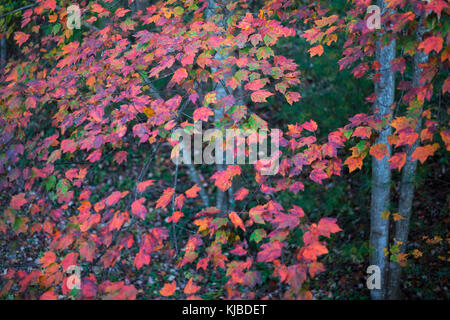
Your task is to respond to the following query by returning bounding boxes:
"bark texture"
[370,0,396,300]
[388,20,428,300]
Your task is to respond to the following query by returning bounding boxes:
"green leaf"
[250,229,266,243]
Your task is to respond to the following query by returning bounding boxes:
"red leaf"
[257,241,283,262]
[418,36,443,55]
[185,184,200,198]
[131,198,147,219]
[14,32,29,47]
[301,241,328,261]
[156,187,174,209]
[389,152,407,171]
[40,290,58,300]
[137,180,155,192]
[10,193,27,210]
[105,191,122,206]
[80,241,96,262]
[193,107,214,121]
[369,143,389,161]
[317,218,342,237]
[168,211,184,223]
[302,119,318,132]
[61,252,78,272]
[285,92,301,105]
[234,187,249,201]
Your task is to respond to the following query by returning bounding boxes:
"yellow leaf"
[412,249,422,259]
[381,210,390,220]
[143,107,154,118]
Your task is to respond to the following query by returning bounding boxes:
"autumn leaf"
[184,278,201,295]
[131,198,147,219]
[160,281,176,297]
[14,32,30,47]
[302,119,318,132]
[234,187,249,201]
[250,90,274,103]
[381,210,390,220]
[309,262,325,278]
[193,107,214,121]
[185,184,201,198]
[40,251,56,268]
[411,144,439,163]
[257,241,283,262]
[244,78,269,91]
[40,290,58,300]
[61,252,78,272]
[115,8,130,18]
[168,211,184,223]
[285,92,301,105]
[389,152,407,171]
[301,241,328,261]
[308,44,324,57]
[80,241,96,262]
[10,193,27,210]
[317,218,342,237]
[344,156,363,173]
[156,187,174,209]
[352,126,372,139]
[369,143,389,161]
[228,211,245,231]
[137,180,155,192]
[418,36,443,55]
[172,68,188,84]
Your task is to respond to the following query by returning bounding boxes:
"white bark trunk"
[388,20,428,300]
[370,0,396,300]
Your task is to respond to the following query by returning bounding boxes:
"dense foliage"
[0,0,448,300]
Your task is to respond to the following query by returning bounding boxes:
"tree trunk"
[0,36,6,68]
[369,0,396,300]
[388,21,428,300]
[207,0,229,212]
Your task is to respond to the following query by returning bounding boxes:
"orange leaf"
[183,278,201,295]
[411,144,439,164]
[308,44,324,57]
[14,32,29,47]
[156,187,174,209]
[171,68,188,85]
[389,152,407,171]
[369,143,389,161]
[40,251,56,268]
[228,211,245,231]
[168,211,184,223]
[159,281,176,297]
[185,184,201,198]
